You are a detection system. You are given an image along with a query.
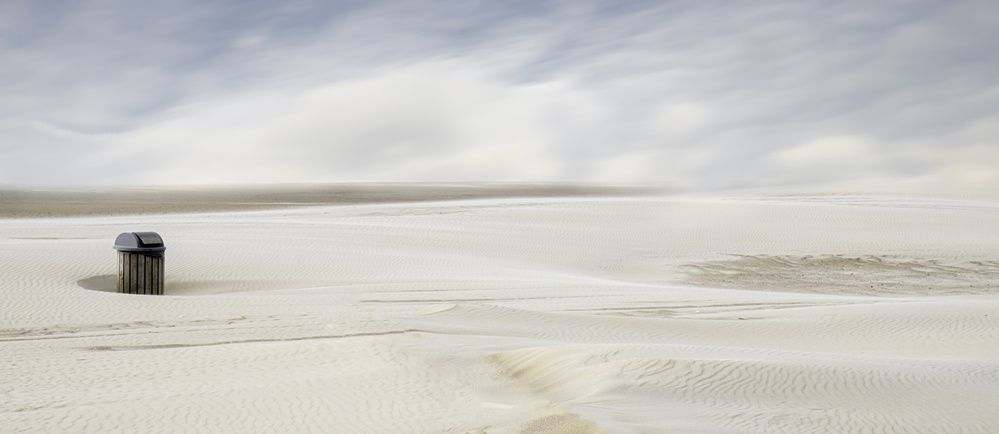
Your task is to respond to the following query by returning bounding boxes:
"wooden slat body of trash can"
[113,232,166,295]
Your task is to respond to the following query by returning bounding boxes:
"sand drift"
[1,187,998,432]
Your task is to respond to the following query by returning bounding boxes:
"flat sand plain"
[2,185,998,432]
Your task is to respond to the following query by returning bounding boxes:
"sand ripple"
[411,303,999,433]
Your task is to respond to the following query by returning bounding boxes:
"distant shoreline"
[0,183,667,218]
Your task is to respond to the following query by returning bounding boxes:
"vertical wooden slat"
[127,253,131,294]
[130,254,137,295]
[136,255,143,295]
[123,253,127,294]
[140,256,148,295]
[126,254,132,294]
[117,253,123,293]
[159,258,165,295]
[138,256,143,295]
[157,258,164,295]
[131,254,138,294]
[133,254,138,294]
[138,255,144,295]
[122,253,130,294]
[145,257,153,295]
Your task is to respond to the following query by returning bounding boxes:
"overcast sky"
[1,0,997,190]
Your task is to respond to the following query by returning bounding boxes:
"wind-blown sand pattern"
[2,186,998,432]
[683,254,999,296]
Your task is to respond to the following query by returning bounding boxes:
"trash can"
[113,232,166,295]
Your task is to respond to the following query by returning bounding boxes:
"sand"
[0,183,659,218]
[1,185,998,432]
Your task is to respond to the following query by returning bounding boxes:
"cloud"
[895,116,999,191]
[0,0,997,190]
[92,60,606,184]
[931,145,999,189]
[766,136,887,185]
[772,136,876,166]
[646,103,713,138]
[248,60,576,181]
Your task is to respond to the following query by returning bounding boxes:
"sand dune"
[2,187,998,432]
[410,302,999,432]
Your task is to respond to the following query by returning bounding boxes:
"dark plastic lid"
[113,232,166,255]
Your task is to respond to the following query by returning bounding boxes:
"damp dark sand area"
[0,183,661,218]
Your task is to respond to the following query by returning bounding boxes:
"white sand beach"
[2,186,998,432]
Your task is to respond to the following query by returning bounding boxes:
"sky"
[1,0,997,190]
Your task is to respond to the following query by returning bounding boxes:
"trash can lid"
[113,232,166,253]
